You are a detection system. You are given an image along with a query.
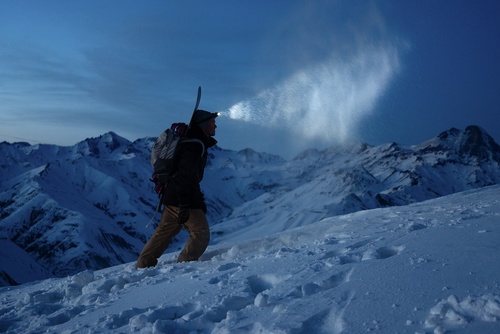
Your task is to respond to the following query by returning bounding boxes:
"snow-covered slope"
[0,185,498,333]
[206,125,500,242]
[0,133,157,285]
[1,125,499,286]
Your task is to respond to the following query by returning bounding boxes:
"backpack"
[149,122,205,197]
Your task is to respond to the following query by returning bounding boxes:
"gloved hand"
[177,206,189,225]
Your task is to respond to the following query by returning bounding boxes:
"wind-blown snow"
[1,185,499,333]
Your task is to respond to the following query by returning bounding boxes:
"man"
[136,110,218,268]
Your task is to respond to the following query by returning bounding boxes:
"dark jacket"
[162,124,217,211]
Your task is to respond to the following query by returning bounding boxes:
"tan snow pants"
[136,206,210,268]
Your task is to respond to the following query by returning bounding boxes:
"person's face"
[202,118,217,137]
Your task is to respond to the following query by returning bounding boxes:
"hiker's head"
[193,110,218,137]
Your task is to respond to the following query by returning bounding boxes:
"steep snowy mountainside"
[0,132,158,285]
[416,125,500,162]
[208,125,500,241]
[0,237,52,285]
[1,125,499,286]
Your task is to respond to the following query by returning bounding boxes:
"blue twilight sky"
[1,0,499,159]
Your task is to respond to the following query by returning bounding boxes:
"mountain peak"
[459,125,500,161]
[437,127,461,140]
[417,125,500,162]
[76,132,131,158]
[98,131,129,146]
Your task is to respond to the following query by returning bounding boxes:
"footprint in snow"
[247,274,291,295]
[288,269,353,298]
[322,244,405,265]
[374,245,405,259]
[407,222,427,232]
[104,303,197,333]
[217,262,242,272]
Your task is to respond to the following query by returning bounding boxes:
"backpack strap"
[180,138,205,156]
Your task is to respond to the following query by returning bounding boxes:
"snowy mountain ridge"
[1,125,499,286]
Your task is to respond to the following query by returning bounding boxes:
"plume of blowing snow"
[224,44,400,144]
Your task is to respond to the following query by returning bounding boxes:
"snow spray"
[218,45,400,144]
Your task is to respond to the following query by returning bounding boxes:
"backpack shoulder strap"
[180,138,205,157]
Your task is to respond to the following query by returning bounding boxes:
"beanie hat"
[192,109,218,128]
